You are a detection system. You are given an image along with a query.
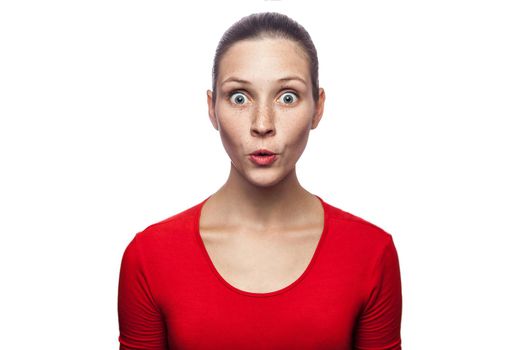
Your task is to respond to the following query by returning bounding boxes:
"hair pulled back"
[211,12,319,105]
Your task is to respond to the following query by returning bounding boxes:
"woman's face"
[207,37,325,188]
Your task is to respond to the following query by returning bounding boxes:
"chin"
[244,170,288,188]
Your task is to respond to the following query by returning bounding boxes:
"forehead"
[218,38,311,86]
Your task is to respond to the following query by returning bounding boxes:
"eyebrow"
[221,76,307,87]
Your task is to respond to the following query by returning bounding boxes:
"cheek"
[282,111,313,147]
[216,109,246,153]
[279,123,311,162]
[289,126,311,149]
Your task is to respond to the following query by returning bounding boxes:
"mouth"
[248,149,278,165]
[250,149,277,156]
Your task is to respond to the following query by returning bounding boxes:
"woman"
[118,12,402,350]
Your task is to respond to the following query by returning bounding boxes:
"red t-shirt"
[118,195,402,349]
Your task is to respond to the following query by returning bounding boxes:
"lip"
[249,148,276,156]
[249,154,278,165]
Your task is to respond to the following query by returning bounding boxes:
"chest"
[199,227,323,294]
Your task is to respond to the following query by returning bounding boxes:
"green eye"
[279,92,298,104]
[230,92,248,105]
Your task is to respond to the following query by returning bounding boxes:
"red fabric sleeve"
[117,234,168,350]
[353,235,403,350]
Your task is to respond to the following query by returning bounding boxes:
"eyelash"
[227,89,299,105]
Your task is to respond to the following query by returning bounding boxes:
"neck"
[208,161,316,231]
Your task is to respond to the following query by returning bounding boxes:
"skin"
[203,37,327,293]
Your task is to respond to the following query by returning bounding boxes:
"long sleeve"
[117,234,168,350]
[353,235,403,350]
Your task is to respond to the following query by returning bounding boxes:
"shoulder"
[128,200,202,252]
[323,200,395,253]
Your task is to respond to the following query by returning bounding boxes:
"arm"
[117,235,168,350]
[353,235,403,350]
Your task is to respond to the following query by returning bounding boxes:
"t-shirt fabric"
[118,195,402,349]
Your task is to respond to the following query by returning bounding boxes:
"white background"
[1,0,524,349]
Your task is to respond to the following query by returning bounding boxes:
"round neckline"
[193,194,330,298]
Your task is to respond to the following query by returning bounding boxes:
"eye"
[279,92,298,105]
[229,92,248,105]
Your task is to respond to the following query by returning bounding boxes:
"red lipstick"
[249,149,278,166]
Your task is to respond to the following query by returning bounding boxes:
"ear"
[311,87,325,130]
[207,90,219,130]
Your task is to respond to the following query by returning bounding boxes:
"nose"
[250,104,275,137]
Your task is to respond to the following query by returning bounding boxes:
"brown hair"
[211,12,319,105]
